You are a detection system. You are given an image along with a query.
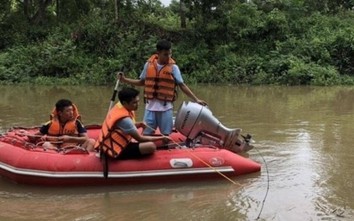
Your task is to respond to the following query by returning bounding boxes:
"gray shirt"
[115,117,137,135]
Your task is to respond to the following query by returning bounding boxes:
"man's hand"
[40,135,48,142]
[58,135,71,142]
[116,71,125,82]
[196,99,207,106]
[135,122,147,129]
[161,136,172,144]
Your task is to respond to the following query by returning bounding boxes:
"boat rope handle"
[1,135,36,150]
[144,123,242,186]
[15,131,62,141]
[15,131,86,154]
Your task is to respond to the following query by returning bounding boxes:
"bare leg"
[138,142,157,155]
[42,141,58,150]
[81,138,96,152]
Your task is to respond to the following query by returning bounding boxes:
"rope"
[254,146,270,220]
[13,131,86,154]
[15,131,61,141]
[145,124,242,186]
[0,134,36,150]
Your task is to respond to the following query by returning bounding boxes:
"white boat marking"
[0,161,235,178]
[170,158,193,168]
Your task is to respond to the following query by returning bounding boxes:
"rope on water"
[254,145,270,220]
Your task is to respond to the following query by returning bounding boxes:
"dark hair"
[55,99,73,112]
[118,87,140,104]
[156,39,171,51]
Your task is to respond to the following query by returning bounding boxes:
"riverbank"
[1,1,354,86]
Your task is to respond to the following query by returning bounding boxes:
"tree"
[114,0,120,22]
[303,0,354,13]
[180,0,186,28]
[0,0,11,22]
[22,0,53,25]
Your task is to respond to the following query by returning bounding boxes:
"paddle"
[101,70,123,179]
[107,71,123,115]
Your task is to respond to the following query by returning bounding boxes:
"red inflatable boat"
[0,102,261,186]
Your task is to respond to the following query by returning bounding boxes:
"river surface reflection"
[0,85,353,220]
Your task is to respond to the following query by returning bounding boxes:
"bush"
[328,28,354,76]
[1,1,354,86]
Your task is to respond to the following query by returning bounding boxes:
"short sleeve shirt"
[115,117,137,135]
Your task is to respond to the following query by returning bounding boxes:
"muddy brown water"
[0,85,353,221]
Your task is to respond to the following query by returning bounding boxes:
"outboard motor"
[175,102,252,153]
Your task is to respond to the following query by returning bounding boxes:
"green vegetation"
[1,0,354,85]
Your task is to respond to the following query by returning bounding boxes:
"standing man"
[119,39,207,135]
[94,87,170,159]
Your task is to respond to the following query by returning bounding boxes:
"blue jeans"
[143,109,173,135]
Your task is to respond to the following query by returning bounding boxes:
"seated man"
[95,87,170,159]
[31,99,95,152]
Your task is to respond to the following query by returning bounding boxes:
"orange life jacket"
[144,54,177,102]
[47,104,80,136]
[94,103,136,158]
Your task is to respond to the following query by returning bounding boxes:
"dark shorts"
[117,142,142,160]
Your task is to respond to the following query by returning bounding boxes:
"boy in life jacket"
[118,39,207,136]
[32,99,95,151]
[94,87,170,159]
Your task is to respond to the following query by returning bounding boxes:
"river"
[0,85,353,221]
